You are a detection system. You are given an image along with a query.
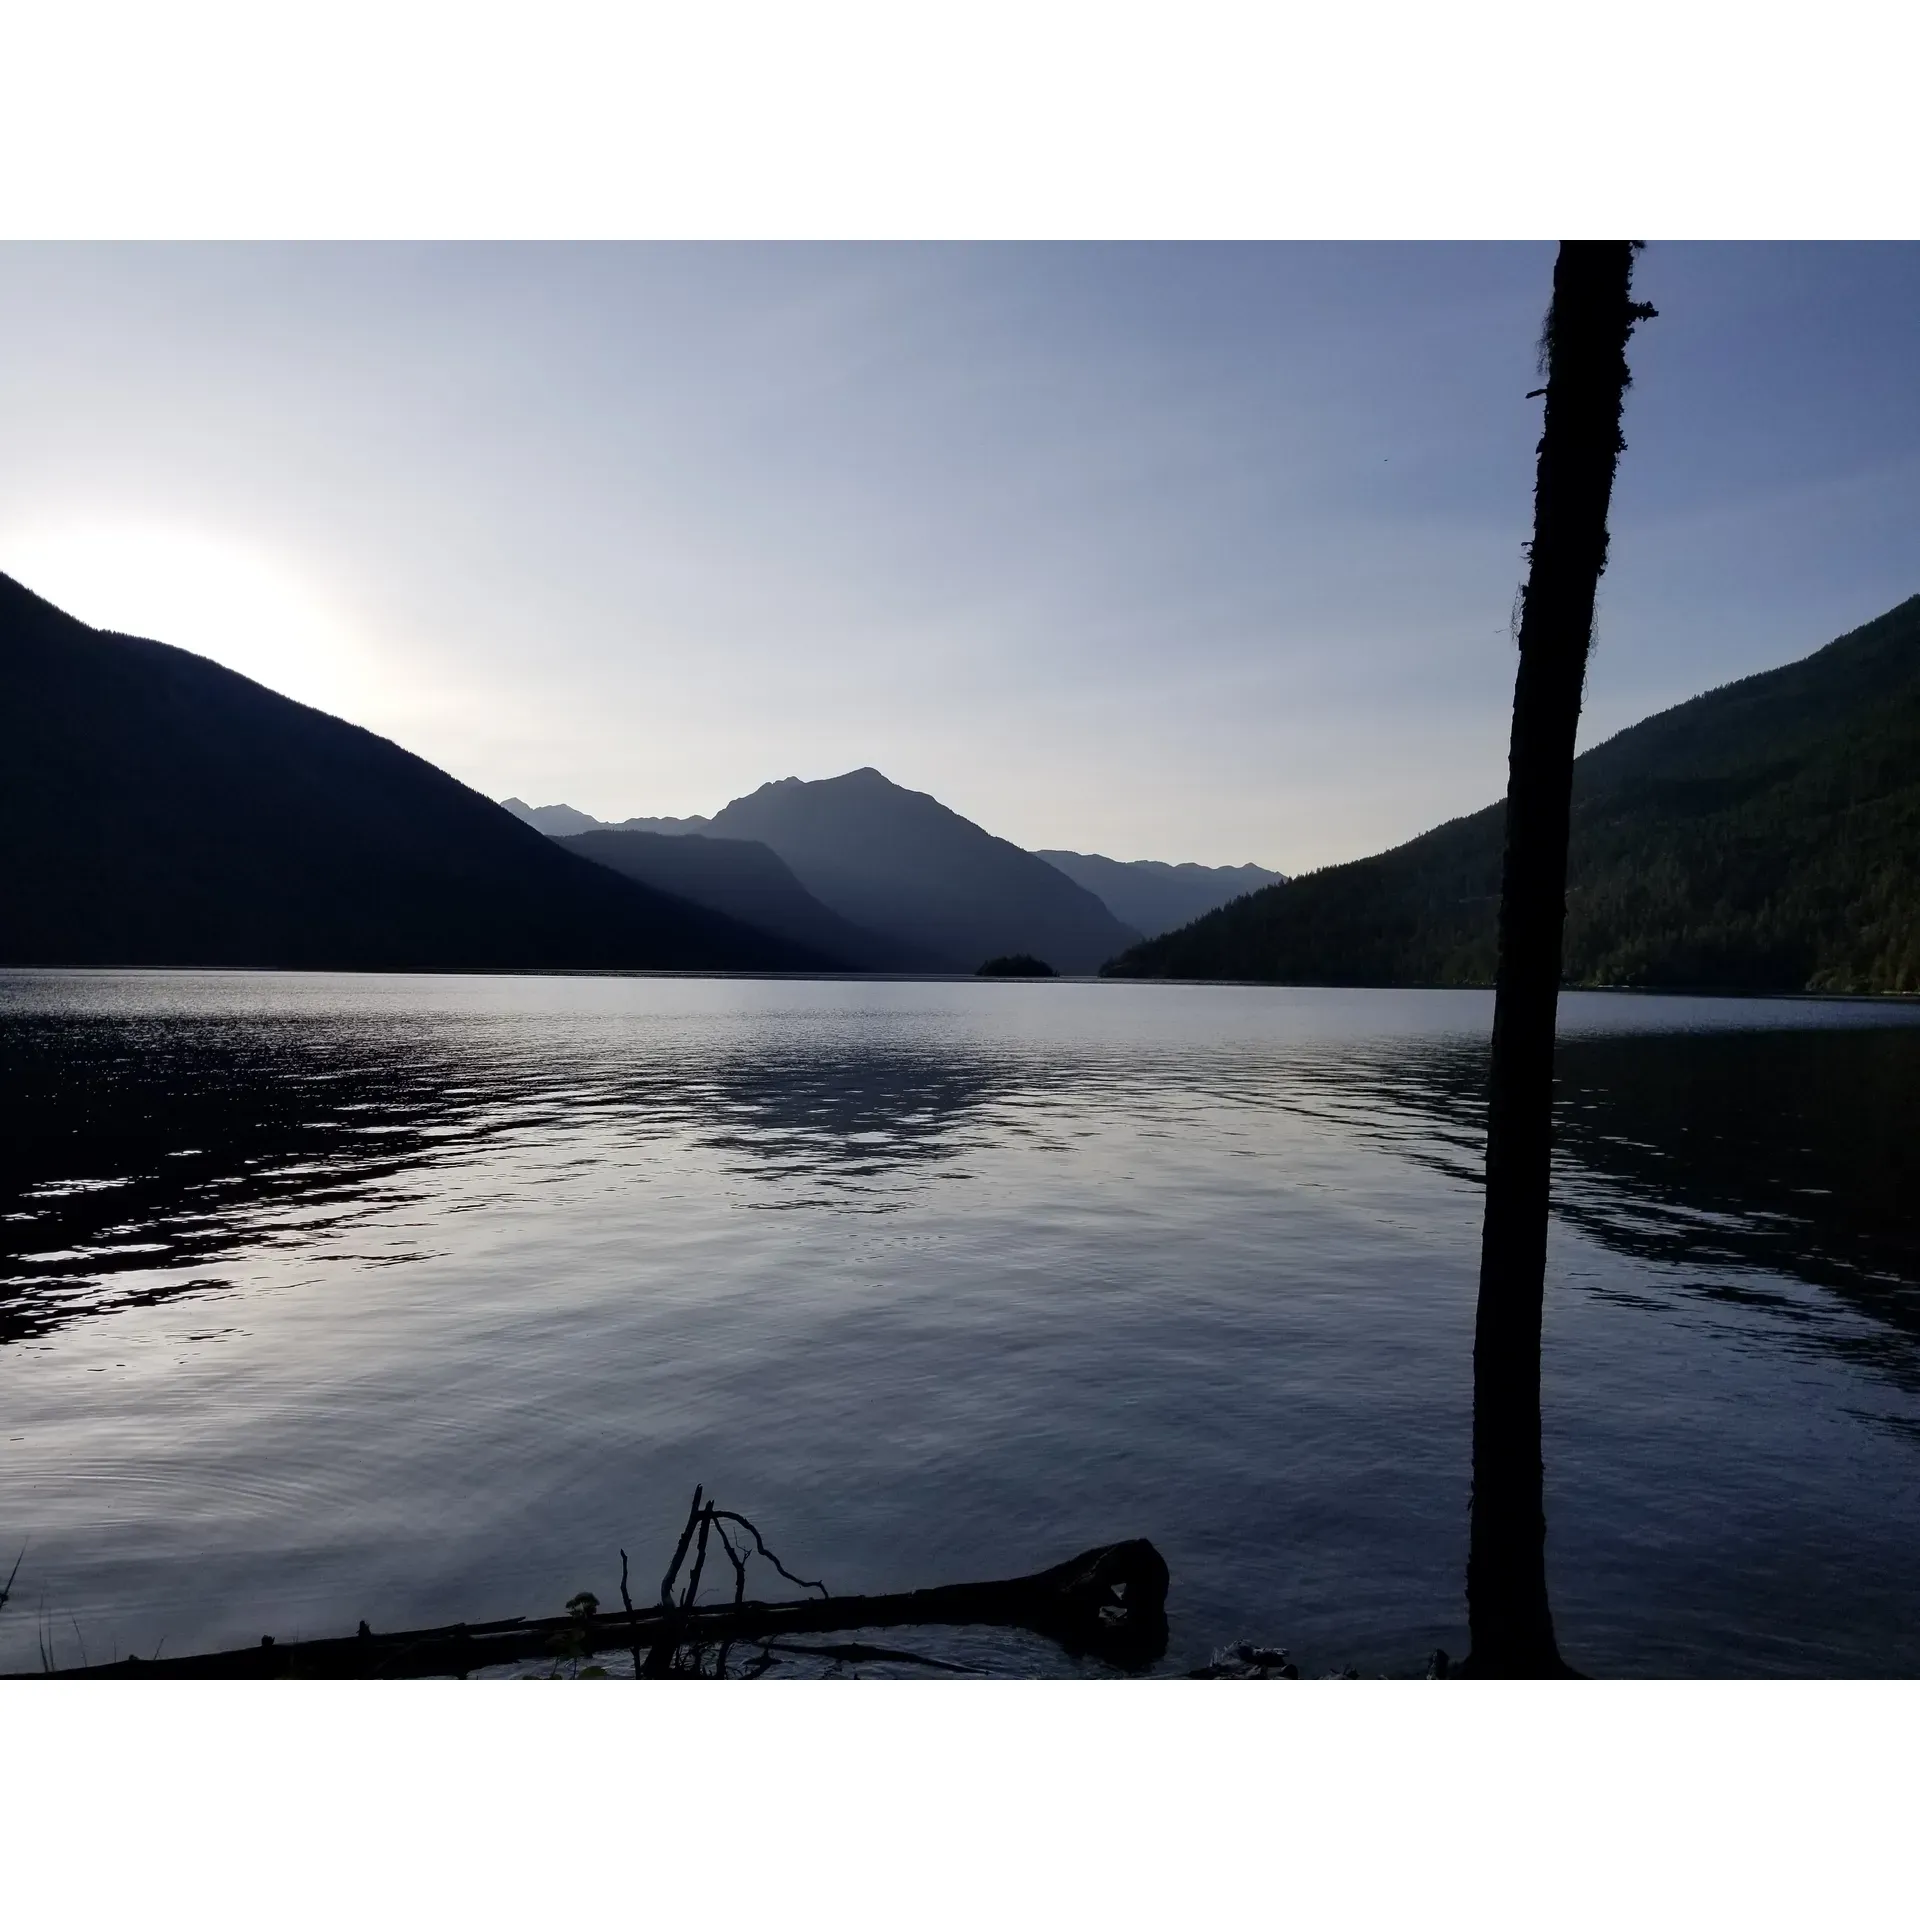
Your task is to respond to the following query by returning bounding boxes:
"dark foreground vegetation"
[1108,593,1920,994]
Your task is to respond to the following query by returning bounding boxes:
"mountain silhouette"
[1035,850,1286,939]
[505,784,1146,971]
[500,797,607,837]
[560,828,938,971]
[0,572,831,972]
[504,798,711,837]
[1107,595,1920,993]
[703,769,1143,973]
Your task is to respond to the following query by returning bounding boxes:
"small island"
[975,953,1058,978]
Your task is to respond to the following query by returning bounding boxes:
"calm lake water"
[3,969,1919,1677]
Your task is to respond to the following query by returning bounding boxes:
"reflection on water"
[1313,1024,1920,1388]
[2,971,1918,1676]
[1555,1032,1920,1371]
[1,1011,1058,1342]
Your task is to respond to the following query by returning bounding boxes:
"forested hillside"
[1106,596,1920,994]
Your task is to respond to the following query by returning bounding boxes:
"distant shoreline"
[3,964,1917,1004]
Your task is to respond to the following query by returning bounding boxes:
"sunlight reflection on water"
[3,970,1918,1675]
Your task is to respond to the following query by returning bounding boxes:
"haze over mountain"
[507,770,1148,972]
[1035,850,1286,939]
[500,798,605,837]
[1107,595,1920,995]
[706,770,1142,973]
[504,798,710,838]
[560,828,936,971]
[505,784,1264,960]
[0,572,829,973]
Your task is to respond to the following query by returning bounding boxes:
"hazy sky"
[2,243,1915,870]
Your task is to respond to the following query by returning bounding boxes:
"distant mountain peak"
[501,796,607,837]
[707,769,1140,972]
[766,767,896,793]
[503,796,711,837]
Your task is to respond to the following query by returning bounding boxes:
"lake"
[3,969,1918,1677]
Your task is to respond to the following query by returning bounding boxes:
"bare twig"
[679,1501,716,1612]
[645,1492,827,1677]
[619,1547,646,1681]
[711,1521,752,1677]
[657,1484,705,1612]
[714,1520,750,1608]
[707,1509,828,1599]
[642,1485,709,1678]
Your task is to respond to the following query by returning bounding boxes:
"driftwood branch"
[641,1491,833,1677]
[19,1537,1170,1681]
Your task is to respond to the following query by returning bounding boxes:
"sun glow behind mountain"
[0,521,384,725]
[3,246,1916,871]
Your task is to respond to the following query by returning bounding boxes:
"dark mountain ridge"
[0,572,829,972]
[1107,595,1920,994]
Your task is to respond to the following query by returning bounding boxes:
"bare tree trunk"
[1463,242,1654,1678]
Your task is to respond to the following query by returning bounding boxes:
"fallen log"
[12,1538,1170,1680]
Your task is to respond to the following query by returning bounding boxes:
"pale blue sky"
[2,243,1915,869]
